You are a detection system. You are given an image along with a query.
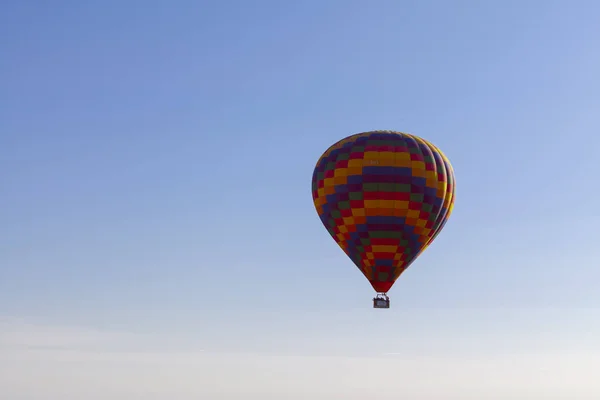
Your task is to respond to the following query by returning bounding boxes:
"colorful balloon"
[311,130,455,295]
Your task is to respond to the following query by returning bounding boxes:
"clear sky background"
[2,0,600,399]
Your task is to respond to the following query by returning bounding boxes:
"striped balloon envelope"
[311,130,456,295]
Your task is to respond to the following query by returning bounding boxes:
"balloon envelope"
[311,130,456,293]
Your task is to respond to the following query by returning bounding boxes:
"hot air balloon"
[311,130,455,308]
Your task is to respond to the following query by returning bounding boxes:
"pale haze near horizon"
[2,0,600,399]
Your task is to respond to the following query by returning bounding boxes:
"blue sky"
[1,0,600,398]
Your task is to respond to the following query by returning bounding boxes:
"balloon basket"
[373,293,390,309]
